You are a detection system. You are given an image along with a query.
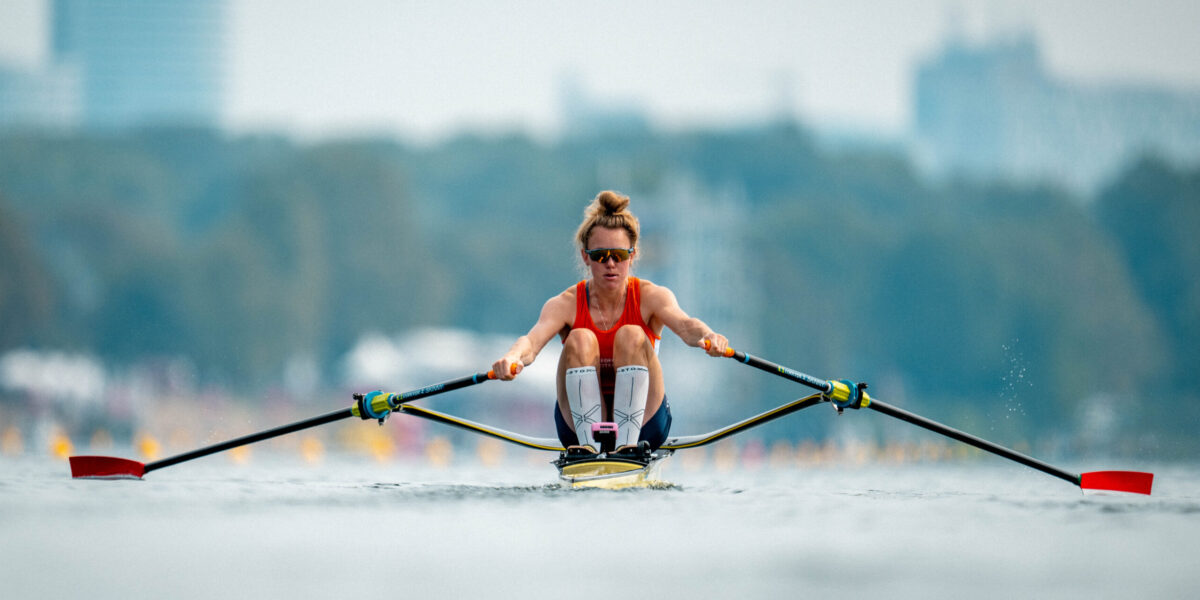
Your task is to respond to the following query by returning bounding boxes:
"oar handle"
[487,362,521,379]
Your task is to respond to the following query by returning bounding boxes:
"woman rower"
[491,190,730,455]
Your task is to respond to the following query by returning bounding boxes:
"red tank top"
[572,277,660,397]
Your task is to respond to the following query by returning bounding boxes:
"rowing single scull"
[69,353,1154,495]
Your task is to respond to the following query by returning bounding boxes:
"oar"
[705,342,1154,495]
[69,368,509,479]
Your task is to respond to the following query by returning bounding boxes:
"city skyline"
[3,0,1200,140]
[48,0,226,129]
[914,33,1200,192]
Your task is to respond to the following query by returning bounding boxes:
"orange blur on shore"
[22,423,986,472]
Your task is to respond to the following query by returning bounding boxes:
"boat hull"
[555,451,673,489]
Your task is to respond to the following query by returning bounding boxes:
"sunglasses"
[585,247,635,263]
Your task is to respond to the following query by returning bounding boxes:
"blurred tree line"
[0,125,1195,454]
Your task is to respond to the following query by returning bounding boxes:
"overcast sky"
[3,0,1199,141]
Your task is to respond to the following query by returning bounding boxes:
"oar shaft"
[392,372,496,403]
[146,371,499,475]
[144,408,354,474]
[726,350,833,395]
[866,399,1080,486]
[720,347,1084,488]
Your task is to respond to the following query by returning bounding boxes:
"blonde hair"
[575,190,640,251]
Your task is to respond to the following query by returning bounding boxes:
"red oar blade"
[69,455,146,480]
[1080,470,1154,495]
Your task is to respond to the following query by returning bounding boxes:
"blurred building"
[0,0,227,131]
[0,63,81,130]
[558,74,651,138]
[913,33,1200,194]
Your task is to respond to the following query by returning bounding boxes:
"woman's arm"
[492,289,575,380]
[641,281,729,357]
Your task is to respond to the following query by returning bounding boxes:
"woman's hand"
[700,332,730,357]
[491,356,524,381]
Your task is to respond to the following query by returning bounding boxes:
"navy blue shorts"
[554,398,672,450]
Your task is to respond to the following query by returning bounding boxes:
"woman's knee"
[562,328,599,363]
[613,325,651,360]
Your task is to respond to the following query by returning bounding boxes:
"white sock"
[565,367,603,448]
[613,365,649,448]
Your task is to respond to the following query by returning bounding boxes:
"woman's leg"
[612,325,664,447]
[557,328,602,449]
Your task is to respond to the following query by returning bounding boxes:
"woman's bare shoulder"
[556,282,580,301]
[636,277,676,304]
[542,283,580,315]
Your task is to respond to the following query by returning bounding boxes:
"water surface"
[2,456,1195,598]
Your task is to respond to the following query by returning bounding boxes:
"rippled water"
[2,455,1196,599]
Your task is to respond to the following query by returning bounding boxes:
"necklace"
[590,288,624,330]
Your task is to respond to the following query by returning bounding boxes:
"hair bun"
[575,189,640,252]
[596,190,630,215]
